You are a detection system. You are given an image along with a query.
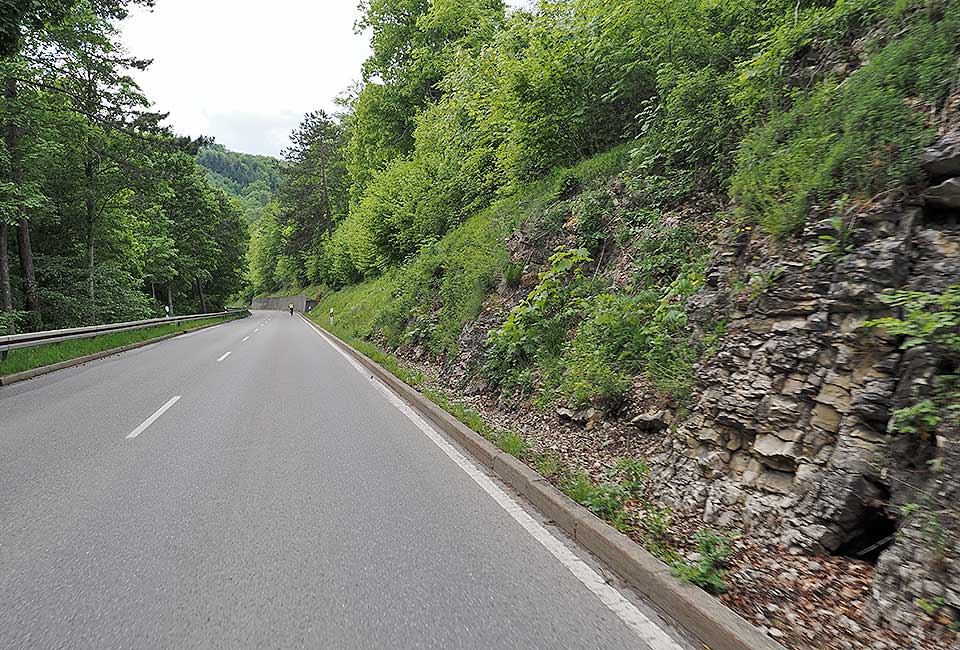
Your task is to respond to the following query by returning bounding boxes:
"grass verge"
[0,314,245,377]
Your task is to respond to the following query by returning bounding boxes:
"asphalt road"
[0,311,692,650]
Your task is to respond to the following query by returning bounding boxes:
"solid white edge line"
[126,396,181,439]
[298,316,683,650]
[217,351,232,362]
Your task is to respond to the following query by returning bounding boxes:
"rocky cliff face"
[660,128,960,636]
[394,120,959,648]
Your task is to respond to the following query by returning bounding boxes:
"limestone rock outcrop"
[651,127,960,634]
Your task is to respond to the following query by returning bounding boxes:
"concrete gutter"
[307,317,788,650]
[0,316,239,387]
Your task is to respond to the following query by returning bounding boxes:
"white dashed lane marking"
[126,396,181,440]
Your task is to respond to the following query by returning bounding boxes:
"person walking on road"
[288,303,294,316]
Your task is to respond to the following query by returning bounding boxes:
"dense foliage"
[197,144,282,224]
[265,0,958,298]
[290,0,958,413]
[0,0,247,331]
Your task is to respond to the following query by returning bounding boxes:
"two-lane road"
[0,311,691,649]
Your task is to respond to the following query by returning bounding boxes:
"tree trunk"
[84,147,96,304]
[0,220,11,312]
[16,219,39,313]
[166,284,173,316]
[320,157,332,235]
[5,77,39,315]
[195,277,208,313]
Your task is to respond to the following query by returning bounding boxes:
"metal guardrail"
[0,311,243,353]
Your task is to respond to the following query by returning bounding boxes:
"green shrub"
[640,504,672,543]
[502,260,524,288]
[607,457,651,496]
[559,351,633,413]
[485,247,592,375]
[888,399,942,436]
[810,210,855,267]
[582,482,631,520]
[553,268,706,407]
[563,471,597,504]
[866,286,960,352]
[672,529,739,594]
[732,5,958,237]
[571,189,614,253]
[535,451,564,479]
[561,469,632,521]
[496,430,530,458]
[632,224,700,289]
[0,310,25,336]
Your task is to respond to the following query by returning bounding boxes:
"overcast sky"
[120,1,533,159]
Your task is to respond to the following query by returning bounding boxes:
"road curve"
[0,311,692,650]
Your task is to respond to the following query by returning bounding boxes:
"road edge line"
[298,314,787,650]
[301,316,684,649]
[0,316,241,388]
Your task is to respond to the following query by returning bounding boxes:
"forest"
[197,144,282,224]
[0,0,248,332]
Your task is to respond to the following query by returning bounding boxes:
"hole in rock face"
[921,202,960,227]
[833,504,897,565]
[831,478,897,565]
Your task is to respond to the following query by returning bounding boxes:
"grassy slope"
[309,145,634,350]
[0,315,243,376]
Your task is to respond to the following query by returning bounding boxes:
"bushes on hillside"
[732,0,959,236]
[303,0,957,420]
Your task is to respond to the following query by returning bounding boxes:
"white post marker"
[126,396,181,439]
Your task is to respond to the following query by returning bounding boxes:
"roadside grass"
[0,314,244,377]
[346,336,426,388]
[495,430,529,458]
[309,270,401,342]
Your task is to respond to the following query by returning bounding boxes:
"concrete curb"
[307,318,787,650]
[0,316,240,387]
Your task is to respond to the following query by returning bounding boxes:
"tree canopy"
[1,0,246,330]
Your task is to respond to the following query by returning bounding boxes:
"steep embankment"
[308,5,960,650]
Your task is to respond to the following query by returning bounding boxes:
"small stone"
[754,434,800,461]
[630,410,669,432]
[810,402,842,433]
[923,129,960,177]
[924,177,960,209]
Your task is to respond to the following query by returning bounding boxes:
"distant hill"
[197,144,282,223]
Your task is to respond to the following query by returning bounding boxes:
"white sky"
[121,1,534,158]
